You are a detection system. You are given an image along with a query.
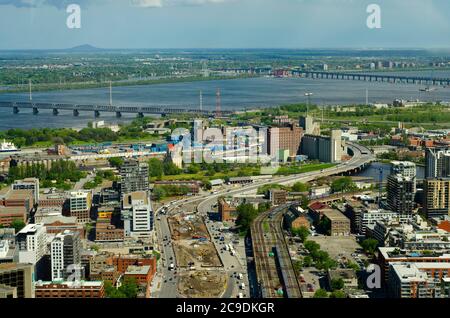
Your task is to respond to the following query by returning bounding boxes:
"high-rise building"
[267,124,303,158]
[16,224,47,266]
[68,191,92,224]
[121,191,153,239]
[391,161,417,192]
[425,147,450,178]
[0,263,34,298]
[50,230,82,282]
[120,159,149,196]
[386,174,414,217]
[423,178,450,219]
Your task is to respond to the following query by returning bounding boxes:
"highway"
[152,142,374,298]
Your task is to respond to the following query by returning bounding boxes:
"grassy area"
[0,74,255,94]
[150,162,336,182]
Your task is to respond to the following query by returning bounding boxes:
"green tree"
[108,157,124,168]
[291,226,309,243]
[330,290,347,298]
[331,177,357,193]
[361,238,379,255]
[163,162,181,176]
[313,289,329,298]
[235,203,259,234]
[11,219,26,233]
[148,158,164,178]
[330,278,345,291]
[292,182,309,192]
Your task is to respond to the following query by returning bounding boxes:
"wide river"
[0,73,449,130]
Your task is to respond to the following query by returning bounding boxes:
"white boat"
[0,140,19,153]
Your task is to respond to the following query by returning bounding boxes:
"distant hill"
[68,44,103,52]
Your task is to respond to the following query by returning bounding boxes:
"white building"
[50,231,81,282]
[122,191,153,240]
[16,224,47,265]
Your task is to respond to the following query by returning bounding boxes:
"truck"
[240,283,246,290]
[238,273,243,280]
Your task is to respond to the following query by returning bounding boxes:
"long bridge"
[296,70,450,86]
[0,101,232,117]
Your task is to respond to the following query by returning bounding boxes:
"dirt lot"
[169,214,222,268]
[168,214,210,240]
[173,240,222,268]
[178,270,227,298]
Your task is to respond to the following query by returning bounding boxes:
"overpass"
[296,70,450,87]
[0,101,233,117]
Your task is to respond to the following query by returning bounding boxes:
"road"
[152,142,374,298]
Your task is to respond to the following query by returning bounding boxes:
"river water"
[0,73,449,130]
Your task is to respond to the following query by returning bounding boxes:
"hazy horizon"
[0,0,450,50]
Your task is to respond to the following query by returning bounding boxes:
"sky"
[0,0,449,49]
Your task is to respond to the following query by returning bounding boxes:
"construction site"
[168,213,222,268]
[178,270,228,298]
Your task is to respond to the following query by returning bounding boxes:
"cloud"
[0,0,233,9]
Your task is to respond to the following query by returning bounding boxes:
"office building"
[425,147,450,178]
[120,159,149,196]
[387,174,415,217]
[423,178,450,219]
[121,191,153,239]
[16,224,47,266]
[50,230,82,281]
[267,124,303,158]
[68,191,92,224]
[0,263,34,298]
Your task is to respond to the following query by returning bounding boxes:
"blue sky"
[0,0,449,49]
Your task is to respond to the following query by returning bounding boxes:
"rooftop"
[125,265,151,275]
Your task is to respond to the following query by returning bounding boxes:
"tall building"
[50,231,82,282]
[267,124,303,158]
[121,191,153,239]
[391,161,416,192]
[386,174,414,217]
[0,263,34,298]
[120,159,149,196]
[425,147,450,178]
[16,224,47,266]
[301,130,346,163]
[68,191,92,224]
[423,178,450,219]
[299,116,320,135]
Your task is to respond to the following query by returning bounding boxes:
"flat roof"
[322,209,349,221]
[125,265,151,275]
